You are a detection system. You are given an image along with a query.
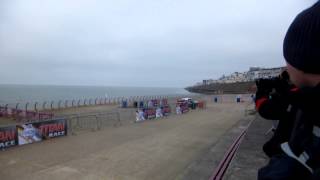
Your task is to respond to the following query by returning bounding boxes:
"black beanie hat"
[283,2,320,74]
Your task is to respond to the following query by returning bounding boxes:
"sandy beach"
[0,99,254,180]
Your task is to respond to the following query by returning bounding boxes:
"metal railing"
[0,95,188,112]
[0,94,199,125]
[61,110,130,135]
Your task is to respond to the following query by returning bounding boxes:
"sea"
[0,84,191,107]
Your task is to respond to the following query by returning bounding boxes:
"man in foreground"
[257,1,320,179]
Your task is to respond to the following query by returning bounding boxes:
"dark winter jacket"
[281,84,320,174]
[255,87,297,157]
[257,84,320,179]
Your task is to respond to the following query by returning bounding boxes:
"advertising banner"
[0,126,17,149]
[163,106,171,116]
[181,105,189,113]
[17,119,67,145]
[145,108,156,119]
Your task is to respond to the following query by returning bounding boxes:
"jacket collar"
[289,83,320,111]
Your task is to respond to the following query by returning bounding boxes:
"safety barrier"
[0,95,171,120]
[0,118,67,149]
[65,111,122,135]
[0,111,125,150]
[0,95,185,112]
[0,106,54,123]
[0,94,199,125]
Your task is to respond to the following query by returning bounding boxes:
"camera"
[256,71,291,95]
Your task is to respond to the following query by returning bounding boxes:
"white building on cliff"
[200,66,286,85]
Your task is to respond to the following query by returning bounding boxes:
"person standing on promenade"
[255,71,297,158]
[258,1,320,179]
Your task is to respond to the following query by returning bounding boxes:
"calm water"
[0,84,190,107]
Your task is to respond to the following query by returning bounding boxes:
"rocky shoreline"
[185,81,256,94]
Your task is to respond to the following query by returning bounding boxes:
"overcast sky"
[0,0,317,87]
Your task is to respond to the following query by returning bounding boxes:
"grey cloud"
[0,0,317,87]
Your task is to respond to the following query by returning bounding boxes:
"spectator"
[135,109,145,122]
[156,107,163,118]
[176,105,182,115]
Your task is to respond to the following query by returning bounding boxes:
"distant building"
[199,66,286,85]
[247,67,286,80]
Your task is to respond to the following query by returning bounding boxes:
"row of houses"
[201,66,286,85]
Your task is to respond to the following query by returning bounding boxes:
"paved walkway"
[224,116,271,180]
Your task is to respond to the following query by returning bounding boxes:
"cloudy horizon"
[0,0,317,88]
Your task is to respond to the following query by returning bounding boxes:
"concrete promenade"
[224,116,271,180]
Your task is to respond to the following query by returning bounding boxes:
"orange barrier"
[197,101,206,109]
